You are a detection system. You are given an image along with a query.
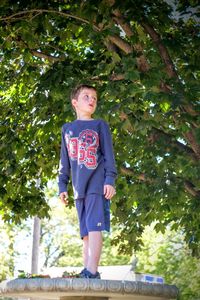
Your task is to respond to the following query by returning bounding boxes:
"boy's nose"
[88,97,95,103]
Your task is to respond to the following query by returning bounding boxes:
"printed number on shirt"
[65,129,99,169]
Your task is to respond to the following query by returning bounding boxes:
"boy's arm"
[58,126,71,195]
[100,121,117,187]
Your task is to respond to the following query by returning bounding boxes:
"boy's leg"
[75,198,89,271]
[77,194,110,277]
[87,231,102,274]
[83,235,89,268]
[84,194,110,275]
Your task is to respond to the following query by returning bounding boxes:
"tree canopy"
[136,225,200,300]
[0,0,200,255]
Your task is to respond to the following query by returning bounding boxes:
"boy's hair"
[70,84,97,101]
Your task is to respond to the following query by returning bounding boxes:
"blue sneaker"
[79,268,87,276]
[80,268,101,279]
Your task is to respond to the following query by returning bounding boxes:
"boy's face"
[72,88,97,117]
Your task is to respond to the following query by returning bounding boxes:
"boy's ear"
[72,98,77,108]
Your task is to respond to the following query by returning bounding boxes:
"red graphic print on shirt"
[65,129,99,169]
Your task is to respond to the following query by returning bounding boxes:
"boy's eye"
[83,95,89,100]
[83,95,97,101]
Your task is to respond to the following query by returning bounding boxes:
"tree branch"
[112,9,134,38]
[112,9,150,72]
[120,166,148,181]
[109,11,199,125]
[184,180,200,198]
[110,73,125,81]
[30,49,65,62]
[10,33,65,63]
[121,166,200,198]
[119,110,197,161]
[141,22,178,79]
[183,129,200,160]
[141,21,199,118]
[49,250,65,267]
[150,127,198,161]
[108,35,132,54]
[0,9,100,32]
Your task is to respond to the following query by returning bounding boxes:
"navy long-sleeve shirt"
[58,119,117,199]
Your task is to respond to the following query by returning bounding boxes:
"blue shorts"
[75,194,110,238]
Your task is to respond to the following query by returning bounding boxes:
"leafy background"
[0,1,200,298]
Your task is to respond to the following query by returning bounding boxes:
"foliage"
[0,218,16,281]
[17,270,50,279]
[0,0,200,255]
[62,270,82,278]
[136,225,200,300]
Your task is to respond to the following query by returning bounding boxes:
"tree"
[0,0,200,255]
[31,216,41,274]
[136,225,200,300]
[0,218,17,281]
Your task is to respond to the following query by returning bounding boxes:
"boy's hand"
[60,192,68,205]
[104,185,116,200]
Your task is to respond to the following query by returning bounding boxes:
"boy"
[58,84,117,279]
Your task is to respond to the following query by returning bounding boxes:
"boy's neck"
[77,118,94,120]
[76,113,94,120]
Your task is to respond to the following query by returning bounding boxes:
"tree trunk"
[31,216,41,274]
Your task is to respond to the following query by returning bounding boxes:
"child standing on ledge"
[58,84,117,279]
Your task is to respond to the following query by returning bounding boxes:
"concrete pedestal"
[0,278,179,300]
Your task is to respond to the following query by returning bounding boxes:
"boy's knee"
[83,235,88,241]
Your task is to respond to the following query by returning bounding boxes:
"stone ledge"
[0,278,179,300]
